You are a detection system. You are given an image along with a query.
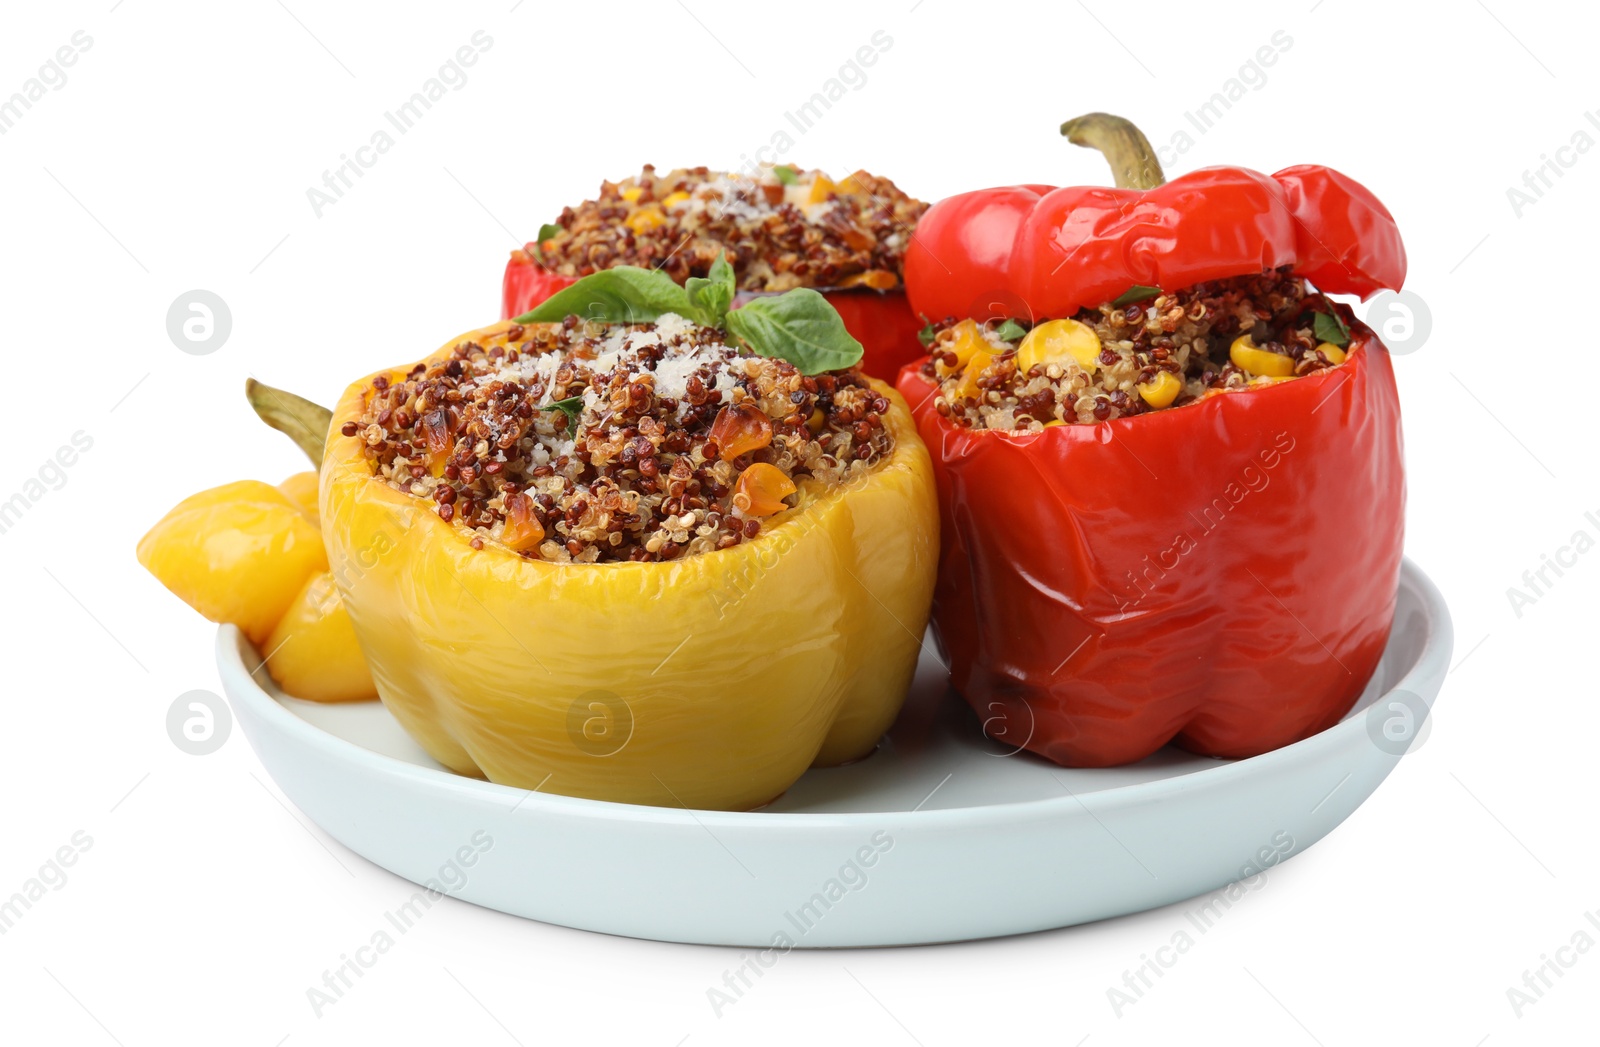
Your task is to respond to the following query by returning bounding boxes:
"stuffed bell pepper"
[504,164,929,381]
[326,259,937,810]
[898,113,1406,767]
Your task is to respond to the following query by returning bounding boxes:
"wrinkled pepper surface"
[897,114,1407,766]
[904,114,1406,324]
[503,257,927,382]
[323,319,938,811]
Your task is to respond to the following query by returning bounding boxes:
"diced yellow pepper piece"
[732,463,798,517]
[1229,334,1296,378]
[262,571,377,702]
[1317,340,1347,364]
[620,185,643,203]
[661,191,691,208]
[1017,318,1102,375]
[137,480,328,646]
[947,320,994,400]
[276,471,320,525]
[807,173,837,205]
[1136,370,1183,409]
[625,204,666,234]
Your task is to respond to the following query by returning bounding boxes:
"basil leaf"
[1313,310,1350,348]
[992,319,1027,342]
[917,321,937,347]
[725,289,863,375]
[514,266,692,325]
[773,165,798,185]
[1112,285,1162,308]
[536,222,562,244]
[685,251,736,329]
[544,396,584,427]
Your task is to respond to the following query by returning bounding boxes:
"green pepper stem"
[246,378,333,468]
[1060,112,1166,190]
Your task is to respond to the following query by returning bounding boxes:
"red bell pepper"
[503,254,927,381]
[896,114,1407,766]
[904,113,1406,324]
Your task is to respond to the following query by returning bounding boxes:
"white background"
[1,0,1595,1043]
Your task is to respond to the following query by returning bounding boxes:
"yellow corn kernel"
[1317,340,1347,364]
[276,471,320,525]
[661,191,691,208]
[625,204,666,234]
[1018,318,1102,375]
[263,571,378,702]
[620,185,643,203]
[1229,334,1295,378]
[1136,370,1183,409]
[807,173,837,205]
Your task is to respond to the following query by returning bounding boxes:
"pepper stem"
[246,378,333,468]
[1060,113,1166,190]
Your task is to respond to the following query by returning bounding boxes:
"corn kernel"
[1229,335,1295,378]
[661,191,691,208]
[1136,370,1182,409]
[1018,319,1102,375]
[620,185,643,203]
[625,204,667,234]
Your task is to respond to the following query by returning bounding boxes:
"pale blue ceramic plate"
[218,559,1450,947]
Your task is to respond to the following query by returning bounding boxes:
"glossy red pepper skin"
[896,331,1404,765]
[502,253,926,380]
[904,166,1407,323]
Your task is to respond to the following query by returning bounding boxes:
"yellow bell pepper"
[138,480,327,646]
[321,320,939,811]
[276,470,321,524]
[263,571,376,702]
[138,380,380,703]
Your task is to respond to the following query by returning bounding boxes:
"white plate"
[219,559,1451,947]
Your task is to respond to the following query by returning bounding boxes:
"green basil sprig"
[512,252,863,375]
[1111,284,1162,308]
[991,318,1028,342]
[1312,309,1350,348]
[773,165,799,185]
[543,396,584,427]
[536,222,562,244]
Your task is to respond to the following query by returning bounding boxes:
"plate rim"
[218,557,1451,829]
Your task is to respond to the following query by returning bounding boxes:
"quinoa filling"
[345,316,895,563]
[920,269,1357,430]
[522,165,927,293]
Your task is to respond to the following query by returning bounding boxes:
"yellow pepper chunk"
[1018,318,1102,375]
[1229,334,1296,378]
[619,185,643,203]
[948,320,993,401]
[625,204,666,234]
[661,191,691,208]
[138,480,327,646]
[807,173,837,205]
[276,471,320,525]
[1317,341,1347,364]
[1136,369,1183,409]
[263,572,378,702]
[733,462,798,517]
